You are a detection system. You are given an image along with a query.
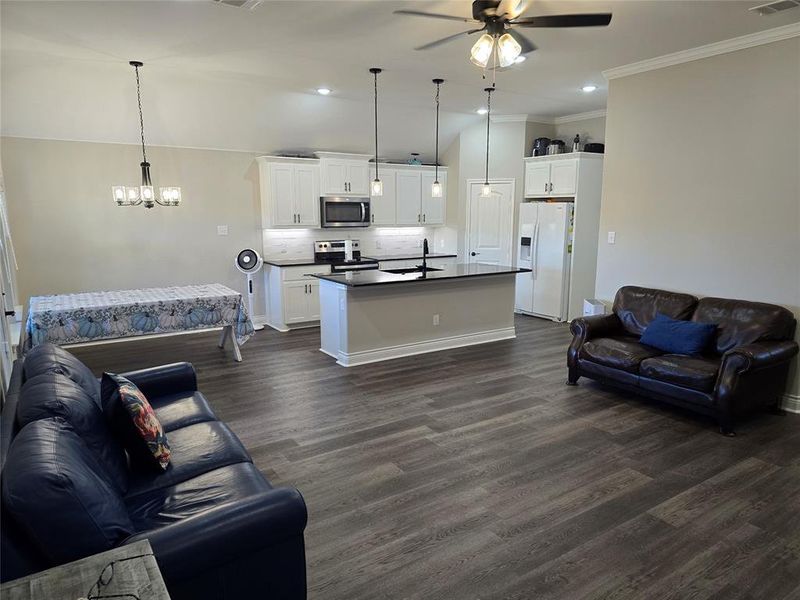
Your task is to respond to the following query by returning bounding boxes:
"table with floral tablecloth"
[24,284,255,361]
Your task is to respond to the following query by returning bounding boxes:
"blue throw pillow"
[640,313,716,356]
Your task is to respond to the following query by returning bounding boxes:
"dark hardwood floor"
[72,315,800,600]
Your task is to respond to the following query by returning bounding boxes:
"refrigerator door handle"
[532,221,540,280]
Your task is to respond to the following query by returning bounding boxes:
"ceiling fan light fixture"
[497,33,522,67]
[470,33,495,68]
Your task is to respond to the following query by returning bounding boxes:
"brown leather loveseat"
[567,286,798,435]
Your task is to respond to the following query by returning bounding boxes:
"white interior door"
[531,202,572,320]
[467,181,514,265]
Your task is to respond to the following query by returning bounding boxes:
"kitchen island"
[313,264,529,366]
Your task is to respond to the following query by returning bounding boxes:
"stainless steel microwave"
[320,197,371,228]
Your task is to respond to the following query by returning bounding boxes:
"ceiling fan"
[395,0,612,69]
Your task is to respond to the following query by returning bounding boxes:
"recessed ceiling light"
[316,87,332,95]
[476,107,488,115]
[514,55,526,64]
[581,85,598,93]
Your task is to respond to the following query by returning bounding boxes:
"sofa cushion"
[640,354,721,392]
[692,297,796,355]
[102,373,172,472]
[125,421,252,496]
[579,336,663,373]
[612,286,698,337]
[126,462,272,531]
[17,373,129,494]
[640,314,717,356]
[150,391,217,432]
[1,418,134,566]
[23,344,101,405]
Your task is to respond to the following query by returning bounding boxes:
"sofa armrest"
[568,314,622,370]
[722,341,799,371]
[118,362,197,399]
[123,487,307,583]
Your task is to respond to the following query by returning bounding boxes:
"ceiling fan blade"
[511,13,612,27]
[414,27,486,51]
[506,28,536,54]
[393,9,473,23]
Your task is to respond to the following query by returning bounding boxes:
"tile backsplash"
[262,227,443,260]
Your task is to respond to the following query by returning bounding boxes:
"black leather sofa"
[0,344,308,599]
[568,286,798,435]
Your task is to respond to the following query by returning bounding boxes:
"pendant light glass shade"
[481,183,492,197]
[470,34,495,68]
[370,67,383,197]
[113,61,181,209]
[497,33,522,68]
[431,181,443,198]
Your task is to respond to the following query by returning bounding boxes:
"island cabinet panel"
[395,171,423,225]
[370,170,396,225]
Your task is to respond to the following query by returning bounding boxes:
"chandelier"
[112,61,181,209]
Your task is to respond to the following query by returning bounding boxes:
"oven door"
[321,197,370,228]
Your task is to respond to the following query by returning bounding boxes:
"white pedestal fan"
[235,248,264,331]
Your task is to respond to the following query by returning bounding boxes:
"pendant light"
[481,86,494,197]
[431,78,444,198]
[112,61,181,209]
[369,67,383,197]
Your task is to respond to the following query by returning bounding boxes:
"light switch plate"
[217,225,229,236]
[607,231,616,244]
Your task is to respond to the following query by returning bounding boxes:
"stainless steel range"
[314,240,378,273]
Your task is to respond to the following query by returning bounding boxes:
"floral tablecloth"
[24,284,255,351]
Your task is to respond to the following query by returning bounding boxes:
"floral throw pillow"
[101,373,171,471]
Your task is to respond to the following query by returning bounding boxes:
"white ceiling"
[1,0,798,160]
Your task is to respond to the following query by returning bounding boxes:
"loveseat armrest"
[568,314,622,371]
[124,486,307,583]
[722,341,799,371]
[118,362,198,399]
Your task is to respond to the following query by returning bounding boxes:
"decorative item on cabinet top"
[257,154,447,229]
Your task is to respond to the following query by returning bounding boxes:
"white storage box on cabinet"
[257,157,320,228]
[317,152,371,196]
[264,264,330,331]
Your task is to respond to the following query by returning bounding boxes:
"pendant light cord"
[434,81,440,182]
[484,86,493,185]
[373,69,379,181]
[133,64,147,164]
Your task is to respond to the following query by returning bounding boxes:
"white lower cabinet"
[264,265,329,331]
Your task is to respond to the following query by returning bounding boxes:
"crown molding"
[603,22,800,80]
[552,109,607,125]
[490,114,530,123]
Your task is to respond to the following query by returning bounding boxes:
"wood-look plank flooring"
[72,316,800,600]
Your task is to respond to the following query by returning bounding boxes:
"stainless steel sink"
[380,266,444,275]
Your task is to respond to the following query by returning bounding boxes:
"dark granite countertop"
[263,258,378,267]
[312,263,530,287]
[364,253,458,262]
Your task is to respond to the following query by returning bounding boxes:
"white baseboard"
[332,327,516,367]
[782,393,800,414]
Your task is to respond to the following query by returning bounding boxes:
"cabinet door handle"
[549,182,553,193]
[544,182,547,192]
[417,214,420,223]
[423,214,426,223]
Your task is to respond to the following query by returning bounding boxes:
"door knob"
[471,251,479,256]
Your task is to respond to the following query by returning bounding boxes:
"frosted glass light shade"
[112,186,126,205]
[497,33,522,68]
[371,179,383,197]
[140,185,155,208]
[470,34,495,68]
[159,187,182,206]
[481,183,492,197]
[431,181,443,198]
[126,186,140,203]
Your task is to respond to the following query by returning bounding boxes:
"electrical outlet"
[433,314,439,326]
[607,231,616,244]
[217,225,229,236]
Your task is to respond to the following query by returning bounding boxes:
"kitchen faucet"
[422,238,429,272]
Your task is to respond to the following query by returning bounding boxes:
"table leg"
[230,329,243,362]
[218,326,231,349]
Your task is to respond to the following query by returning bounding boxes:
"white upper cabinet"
[259,157,320,228]
[523,156,579,198]
[421,171,446,225]
[370,169,396,225]
[317,152,371,196]
[395,170,423,225]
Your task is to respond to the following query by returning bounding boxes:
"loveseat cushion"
[1,418,134,566]
[149,391,217,432]
[612,286,698,337]
[579,336,663,373]
[125,421,252,496]
[640,354,721,392]
[17,373,129,493]
[126,462,272,531]
[23,343,101,405]
[692,297,796,355]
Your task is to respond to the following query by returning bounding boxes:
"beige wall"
[595,38,800,400]
[1,137,265,314]
[553,116,606,146]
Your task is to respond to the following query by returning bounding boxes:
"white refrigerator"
[515,201,573,321]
